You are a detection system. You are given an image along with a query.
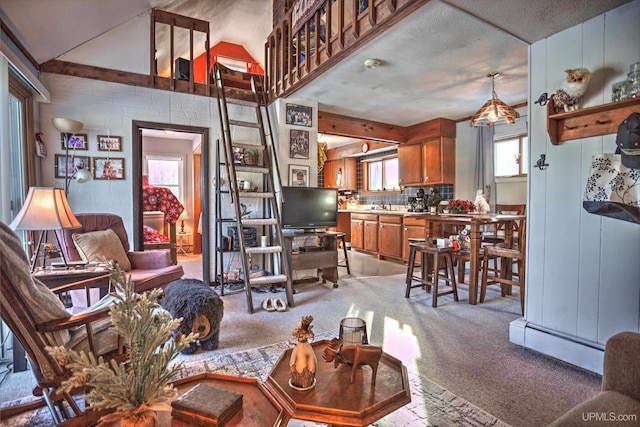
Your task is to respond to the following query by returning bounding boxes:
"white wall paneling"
[513,0,640,372]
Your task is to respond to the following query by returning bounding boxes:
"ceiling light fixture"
[470,72,519,127]
[364,58,382,69]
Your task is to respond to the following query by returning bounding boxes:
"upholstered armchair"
[55,213,184,297]
[550,331,640,426]
[0,221,123,424]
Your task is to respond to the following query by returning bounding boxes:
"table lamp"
[9,187,81,272]
[52,118,89,195]
[179,210,189,234]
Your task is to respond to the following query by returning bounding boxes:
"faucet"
[375,202,389,211]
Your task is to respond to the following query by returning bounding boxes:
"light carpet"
[2,330,510,427]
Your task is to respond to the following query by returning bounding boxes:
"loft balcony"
[265,0,426,100]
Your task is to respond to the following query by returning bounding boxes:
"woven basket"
[244,152,259,165]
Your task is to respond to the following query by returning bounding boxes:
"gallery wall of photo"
[277,98,318,188]
[55,132,125,182]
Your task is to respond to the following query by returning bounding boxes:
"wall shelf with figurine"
[547,97,640,145]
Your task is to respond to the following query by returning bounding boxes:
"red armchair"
[55,213,184,295]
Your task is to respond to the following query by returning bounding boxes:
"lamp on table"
[9,187,81,272]
[179,210,189,234]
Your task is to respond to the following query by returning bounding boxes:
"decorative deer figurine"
[322,338,383,385]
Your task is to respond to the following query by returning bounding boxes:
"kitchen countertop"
[339,209,438,216]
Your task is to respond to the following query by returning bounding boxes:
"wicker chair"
[0,221,123,425]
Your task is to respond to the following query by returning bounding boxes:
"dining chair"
[482,204,526,244]
[480,218,527,315]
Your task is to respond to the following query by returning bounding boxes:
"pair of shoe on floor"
[262,297,287,312]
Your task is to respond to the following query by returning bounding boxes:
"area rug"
[2,331,510,427]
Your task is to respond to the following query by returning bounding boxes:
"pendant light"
[470,72,519,127]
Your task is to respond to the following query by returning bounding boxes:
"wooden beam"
[318,111,406,143]
[40,60,152,87]
[325,140,394,159]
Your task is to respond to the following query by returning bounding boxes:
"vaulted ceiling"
[0,0,634,129]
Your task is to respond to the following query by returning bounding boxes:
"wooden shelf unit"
[547,97,640,145]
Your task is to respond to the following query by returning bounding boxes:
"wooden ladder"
[213,62,292,313]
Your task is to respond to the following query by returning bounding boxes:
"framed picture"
[55,155,90,178]
[97,135,123,151]
[289,164,310,187]
[285,103,312,127]
[60,133,88,150]
[289,129,310,159]
[93,157,125,180]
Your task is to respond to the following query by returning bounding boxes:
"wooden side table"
[264,339,411,426]
[176,232,192,255]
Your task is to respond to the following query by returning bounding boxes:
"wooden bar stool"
[405,241,459,307]
[334,232,350,274]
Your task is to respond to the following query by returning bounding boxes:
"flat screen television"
[281,186,338,230]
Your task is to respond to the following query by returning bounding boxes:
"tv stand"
[283,231,339,288]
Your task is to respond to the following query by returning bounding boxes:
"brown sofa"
[550,331,640,426]
[56,213,184,294]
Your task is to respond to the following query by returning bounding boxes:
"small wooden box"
[171,383,243,426]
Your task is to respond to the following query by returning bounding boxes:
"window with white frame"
[494,134,528,178]
[365,156,399,191]
[145,155,184,202]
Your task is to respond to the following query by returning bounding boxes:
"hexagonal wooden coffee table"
[264,339,411,426]
[169,373,285,426]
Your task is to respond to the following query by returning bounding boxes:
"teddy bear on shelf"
[552,68,592,113]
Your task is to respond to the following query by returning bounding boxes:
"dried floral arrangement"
[47,263,198,423]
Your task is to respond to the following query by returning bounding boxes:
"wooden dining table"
[421,213,526,305]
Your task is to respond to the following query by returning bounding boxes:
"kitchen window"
[494,134,528,178]
[364,156,400,192]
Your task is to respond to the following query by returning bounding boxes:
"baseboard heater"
[510,319,605,375]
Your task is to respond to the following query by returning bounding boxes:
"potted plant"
[47,263,198,426]
[425,192,442,213]
[243,149,259,166]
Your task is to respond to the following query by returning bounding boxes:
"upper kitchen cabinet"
[398,118,456,187]
[323,157,357,190]
[398,136,456,186]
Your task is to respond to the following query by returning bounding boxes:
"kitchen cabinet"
[378,215,402,259]
[397,142,422,186]
[398,137,455,186]
[350,215,365,250]
[323,157,357,190]
[363,217,378,253]
[351,213,378,253]
[402,217,427,262]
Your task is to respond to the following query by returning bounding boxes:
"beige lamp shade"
[9,187,81,231]
[52,118,83,134]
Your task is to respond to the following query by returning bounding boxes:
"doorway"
[132,121,210,283]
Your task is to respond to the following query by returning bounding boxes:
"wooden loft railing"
[40,3,427,104]
[265,0,427,100]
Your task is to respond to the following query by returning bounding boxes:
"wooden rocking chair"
[0,221,124,425]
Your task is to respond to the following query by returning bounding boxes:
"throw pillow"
[72,229,132,271]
